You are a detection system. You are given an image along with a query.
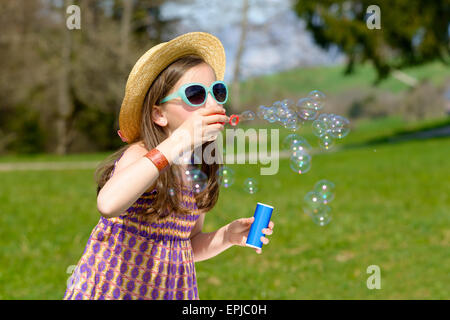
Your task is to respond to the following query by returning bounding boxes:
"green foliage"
[0,105,46,154]
[293,0,450,82]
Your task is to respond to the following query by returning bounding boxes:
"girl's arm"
[190,213,233,262]
[97,106,228,218]
[97,136,181,218]
[190,213,274,262]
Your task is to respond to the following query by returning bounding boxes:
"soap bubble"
[283,134,302,150]
[317,113,333,127]
[330,115,350,139]
[284,114,302,131]
[216,166,235,188]
[281,99,295,110]
[314,179,335,193]
[312,113,350,148]
[264,107,278,123]
[169,188,176,197]
[243,178,258,194]
[314,180,335,204]
[303,186,333,226]
[319,133,335,150]
[297,108,318,121]
[303,204,332,226]
[307,90,326,104]
[297,97,322,111]
[329,114,345,129]
[257,105,268,119]
[276,106,289,123]
[303,201,329,217]
[332,127,350,139]
[272,101,283,109]
[311,207,332,226]
[304,191,324,210]
[185,168,208,194]
[290,138,311,153]
[240,110,255,121]
[289,150,311,174]
[312,119,327,137]
[276,102,298,129]
[296,98,315,110]
[284,108,297,120]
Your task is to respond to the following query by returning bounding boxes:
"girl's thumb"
[245,217,255,224]
[232,217,254,232]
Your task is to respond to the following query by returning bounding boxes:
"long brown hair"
[95,55,221,220]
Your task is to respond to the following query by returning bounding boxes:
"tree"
[293,0,450,82]
[0,0,180,154]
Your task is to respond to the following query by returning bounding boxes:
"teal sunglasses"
[160,81,228,107]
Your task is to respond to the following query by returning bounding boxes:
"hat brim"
[119,32,226,143]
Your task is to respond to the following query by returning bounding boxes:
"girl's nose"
[204,91,219,109]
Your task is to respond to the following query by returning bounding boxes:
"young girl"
[63,32,274,300]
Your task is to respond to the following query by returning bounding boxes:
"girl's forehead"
[179,63,217,84]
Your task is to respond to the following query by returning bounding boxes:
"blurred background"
[0,0,449,299]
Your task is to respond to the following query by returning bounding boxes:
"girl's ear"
[151,106,168,127]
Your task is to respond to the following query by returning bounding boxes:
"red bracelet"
[144,148,169,173]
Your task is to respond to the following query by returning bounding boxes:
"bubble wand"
[212,110,256,126]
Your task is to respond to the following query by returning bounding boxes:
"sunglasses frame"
[160,80,228,107]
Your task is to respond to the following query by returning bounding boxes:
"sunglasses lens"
[185,85,206,105]
[213,83,227,103]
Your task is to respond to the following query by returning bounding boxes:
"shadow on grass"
[343,117,450,150]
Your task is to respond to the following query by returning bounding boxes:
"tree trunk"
[120,0,133,73]
[55,0,73,155]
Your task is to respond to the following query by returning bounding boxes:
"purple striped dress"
[63,153,200,300]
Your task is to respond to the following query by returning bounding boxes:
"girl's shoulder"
[113,141,148,177]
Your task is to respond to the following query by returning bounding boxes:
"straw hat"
[117,32,226,144]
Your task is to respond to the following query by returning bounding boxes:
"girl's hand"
[225,217,275,254]
[172,106,229,152]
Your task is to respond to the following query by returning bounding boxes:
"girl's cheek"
[171,110,191,129]
[167,104,197,130]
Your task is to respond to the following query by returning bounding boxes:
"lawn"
[0,116,449,299]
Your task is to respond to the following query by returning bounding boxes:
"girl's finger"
[255,248,262,254]
[204,114,229,125]
[229,217,254,234]
[260,236,269,245]
[268,221,274,229]
[243,217,254,225]
[262,228,273,236]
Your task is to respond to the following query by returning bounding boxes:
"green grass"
[0,152,111,163]
[0,116,449,299]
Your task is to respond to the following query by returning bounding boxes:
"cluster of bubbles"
[303,180,335,226]
[252,90,351,151]
[254,90,327,132]
[256,99,300,131]
[282,133,312,174]
[312,113,350,150]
